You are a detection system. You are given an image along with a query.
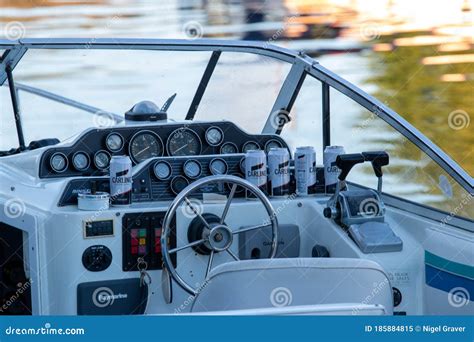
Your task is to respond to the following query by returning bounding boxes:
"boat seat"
[191,258,393,315]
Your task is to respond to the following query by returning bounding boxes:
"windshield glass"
[0,48,291,150]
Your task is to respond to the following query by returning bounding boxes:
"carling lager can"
[110,155,133,206]
[245,150,267,196]
[268,148,290,196]
[323,145,345,193]
[295,146,317,196]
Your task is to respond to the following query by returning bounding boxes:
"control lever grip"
[335,153,365,181]
[362,151,389,178]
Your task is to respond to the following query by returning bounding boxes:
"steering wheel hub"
[208,225,233,252]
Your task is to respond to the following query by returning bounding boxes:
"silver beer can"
[110,155,133,206]
[295,146,317,196]
[268,148,290,196]
[245,150,267,194]
[323,145,345,193]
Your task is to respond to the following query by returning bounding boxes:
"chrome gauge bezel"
[72,151,91,171]
[128,130,164,164]
[94,150,111,170]
[220,142,238,155]
[105,132,124,152]
[264,139,283,153]
[153,161,173,181]
[205,126,224,146]
[209,158,228,175]
[170,176,190,195]
[166,127,202,157]
[242,141,261,153]
[183,159,202,179]
[49,152,69,173]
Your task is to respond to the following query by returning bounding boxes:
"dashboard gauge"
[183,159,202,179]
[265,139,283,153]
[226,174,245,194]
[72,152,90,171]
[240,157,245,173]
[94,150,111,170]
[242,141,261,153]
[167,128,202,156]
[105,132,124,152]
[205,126,224,146]
[170,176,189,195]
[209,158,228,175]
[129,130,163,164]
[220,142,238,154]
[154,161,172,180]
[50,152,68,173]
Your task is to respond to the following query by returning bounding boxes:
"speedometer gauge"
[129,130,163,164]
[167,128,202,156]
[183,159,202,179]
[205,126,224,146]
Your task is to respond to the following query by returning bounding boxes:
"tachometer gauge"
[183,159,202,179]
[129,131,163,164]
[220,142,238,154]
[50,152,68,173]
[94,150,111,170]
[205,126,224,146]
[167,128,202,156]
[242,141,260,153]
[170,176,189,195]
[154,161,172,180]
[209,158,228,175]
[265,139,283,153]
[105,132,124,152]
[72,152,90,171]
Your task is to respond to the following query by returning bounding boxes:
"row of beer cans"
[245,146,345,197]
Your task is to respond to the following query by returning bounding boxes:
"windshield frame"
[0,38,472,195]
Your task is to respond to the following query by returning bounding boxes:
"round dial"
[50,152,68,173]
[240,157,245,173]
[167,128,201,156]
[183,160,202,179]
[205,127,224,146]
[129,131,163,164]
[154,161,172,180]
[220,142,238,154]
[170,176,189,195]
[72,152,90,171]
[265,139,283,153]
[209,158,228,175]
[94,151,111,170]
[242,141,260,153]
[106,133,124,152]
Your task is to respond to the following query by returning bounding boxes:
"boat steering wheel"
[161,175,279,295]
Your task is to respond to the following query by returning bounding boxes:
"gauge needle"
[135,146,150,157]
[174,143,189,154]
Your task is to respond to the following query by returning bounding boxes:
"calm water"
[0,0,472,218]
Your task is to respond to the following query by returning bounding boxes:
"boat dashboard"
[38,121,288,179]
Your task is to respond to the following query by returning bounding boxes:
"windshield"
[0,48,291,150]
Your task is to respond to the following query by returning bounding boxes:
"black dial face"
[242,141,260,153]
[170,176,189,195]
[167,128,201,156]
[265,139,283,153]
[220,142,238,154]
[129,131,163,163]
[94,151,110,169]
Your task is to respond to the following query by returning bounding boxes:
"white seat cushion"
[191,258,393,314]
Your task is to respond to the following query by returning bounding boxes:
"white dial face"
[94,151,110,169]
[50,153,68,172]
[154,161,172,180]
[205,127,223,146]
[184,160,201,179]
[73,152,89,170]
[210,159,227,175]
[106,133,123,152]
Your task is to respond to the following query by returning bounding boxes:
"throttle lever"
[336,153,365,181]
[362,151,389,194]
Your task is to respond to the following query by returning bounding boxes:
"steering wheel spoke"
[169,238,206,254]
[226,249,240,261]
[220,183,237,224]
[234,222,272,235]
[184,196,211,229]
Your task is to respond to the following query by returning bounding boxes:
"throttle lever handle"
[362,151,389,178]
[335,153,365,181]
